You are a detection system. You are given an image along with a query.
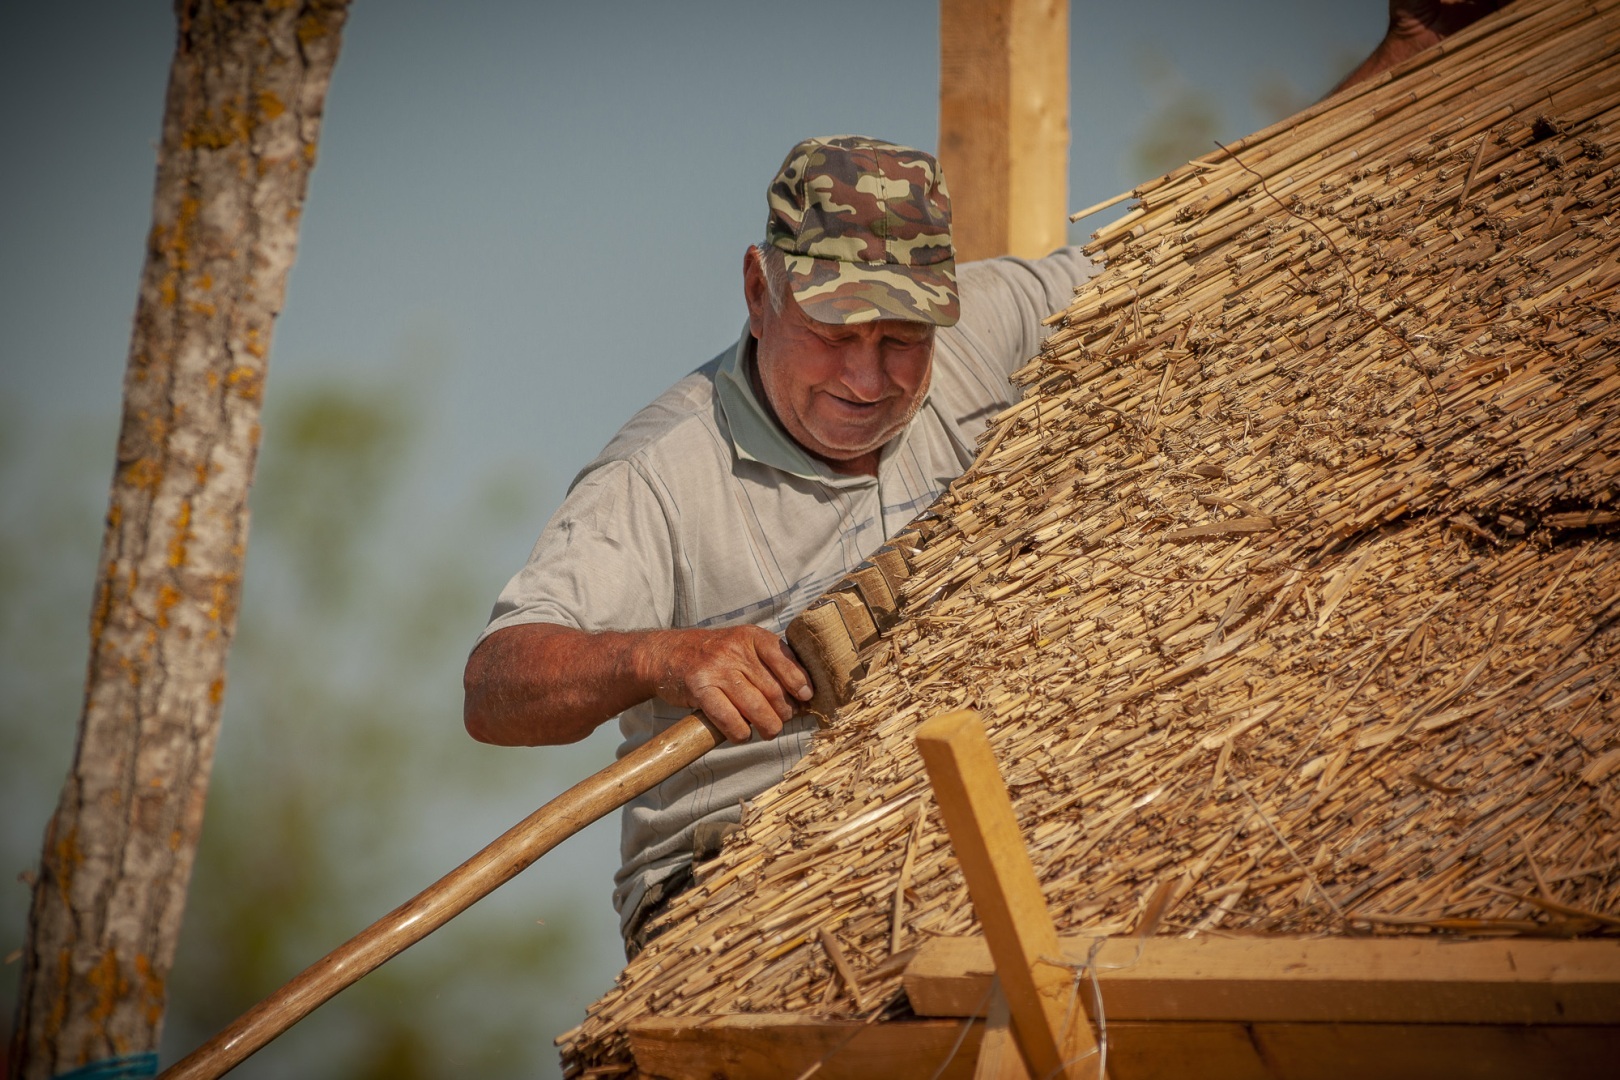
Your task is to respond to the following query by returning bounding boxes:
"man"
[463,135,1094,952]
[465,1,1508,955]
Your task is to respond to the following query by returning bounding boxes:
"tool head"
[784,537,917,720]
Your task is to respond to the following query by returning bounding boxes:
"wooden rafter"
[917,709,1099,1078]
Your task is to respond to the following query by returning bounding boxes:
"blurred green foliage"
[1128,50,1327,182]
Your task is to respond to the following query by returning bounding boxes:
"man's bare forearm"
[1332,0,1506,96]
[464,623,662,746]
[463,621,814,747]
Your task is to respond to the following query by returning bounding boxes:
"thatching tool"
[160,544,915,1079]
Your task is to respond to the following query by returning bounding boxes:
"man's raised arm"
[1333,0,1506,94]
[462,622,812,747]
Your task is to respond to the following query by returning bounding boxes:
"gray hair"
[755,242,790,314]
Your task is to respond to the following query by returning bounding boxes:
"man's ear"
[742,246,767,339]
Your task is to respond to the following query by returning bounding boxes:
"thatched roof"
[563,0,1620,1072]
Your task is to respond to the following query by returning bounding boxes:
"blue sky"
[0,2,1389,1075]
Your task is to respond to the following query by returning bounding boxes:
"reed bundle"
[563,0,1620,1072]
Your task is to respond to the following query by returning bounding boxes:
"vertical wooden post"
[939,0,1070,262]
[916,710,1099,1080]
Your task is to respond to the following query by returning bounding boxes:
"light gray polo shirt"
[479,248,1095,932]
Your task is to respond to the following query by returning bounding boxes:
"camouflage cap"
[766,135,959,327]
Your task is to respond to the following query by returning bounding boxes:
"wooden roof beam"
[906,935,1620,1025]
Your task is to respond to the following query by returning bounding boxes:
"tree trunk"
[9,3,350,1076]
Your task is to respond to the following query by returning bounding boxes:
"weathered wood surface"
[627,1014,1620,1080]
[627,1015,982,1080]
[906,935,1620,1024]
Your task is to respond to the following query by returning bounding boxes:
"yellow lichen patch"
[194,461,209,486]
[226,364,264,401]
[155,584,182,629]
[207,574,239,628]
[135,953,166,1027]
[107,504,122,530]
[240,329,268,360]
[169,197,200,270]
[189,300,217,317]
[143,409,169,447]
[297,9,332,45]
[88,581,112,651]
[208,675,226,705]
[167,501,193,568]
[257,89,286,121]
[302,140,318,166]
[87,948,131,1029]
[159,271,179,309]
[51,826,81,907]
[120,457,162,493]
[183,100,252,152]
[197,272,213,291]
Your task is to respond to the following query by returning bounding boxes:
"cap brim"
[782,253,959,327]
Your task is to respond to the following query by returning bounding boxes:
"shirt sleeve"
[950,245,1098,384]
[477,458,677,645]
[926,245,1098,442]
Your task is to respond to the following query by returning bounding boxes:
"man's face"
[744,251,935,475]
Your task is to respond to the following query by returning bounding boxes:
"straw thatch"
[562,0,1620,1072]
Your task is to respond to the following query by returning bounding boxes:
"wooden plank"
[627,1015,1620,1080]
[627,1014,981,1080]
[906,935,1620,1025]
[939,0,1069,261]
[916,709,1098,1079]
[1230,1021,1620,1080]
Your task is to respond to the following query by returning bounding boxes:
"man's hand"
[1334,1,1507,94]
[463,621,813,747]
[642,627,814,743]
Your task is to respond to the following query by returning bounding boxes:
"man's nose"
[838,332,889,401]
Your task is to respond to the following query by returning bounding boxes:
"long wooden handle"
[159,713,725,1080]
[160,565,897,1079]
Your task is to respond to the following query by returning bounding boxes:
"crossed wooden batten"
[564,0,1620,1075]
